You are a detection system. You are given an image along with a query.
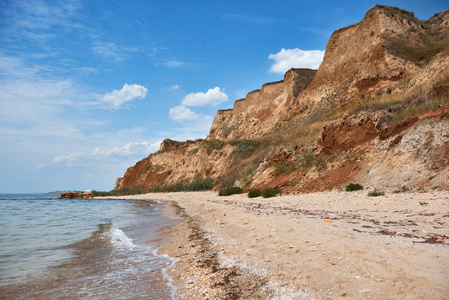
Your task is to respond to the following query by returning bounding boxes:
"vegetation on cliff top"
[94,175,214,196]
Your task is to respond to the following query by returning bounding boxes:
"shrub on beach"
[248,189,262,198]
[368,189,385,197]
[219,187,243,196]
[262,188,281,198]
[345,183,364,191]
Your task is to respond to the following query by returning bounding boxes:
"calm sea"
[0,193,180,299]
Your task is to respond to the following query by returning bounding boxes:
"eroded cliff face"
[117,139,236,190]
[208,68,317,141]
[296,6,449,113]
[115,5,449,193]
[208,5,449,142]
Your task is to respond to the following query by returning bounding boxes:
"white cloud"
[169,106,214,140]
[1,0,84,44]
[91,42,127,62]
[92,141,161,157]
[169,84,181,91]
[53,141,161,167]
[169,105,202,123]
[164,60,185,68]
[181,87,229,107]
[102,83,148,109]
[268,48,324,73]
[91,42,142,62]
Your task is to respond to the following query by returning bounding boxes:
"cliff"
[115,5,449,194]
[208,68,317,140]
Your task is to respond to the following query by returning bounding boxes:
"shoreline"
[103,190,449,299]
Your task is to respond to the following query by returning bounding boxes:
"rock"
[83,190,93,198]
[60,192,83,199]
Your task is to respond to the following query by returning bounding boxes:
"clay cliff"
[114,5,449,195]
[208,68,317,140]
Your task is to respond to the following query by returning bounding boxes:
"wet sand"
[108,191,449,299]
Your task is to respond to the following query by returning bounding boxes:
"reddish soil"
[267,150,292,165]
[299,162,362,193]
[318,120,378,154]
[380,116,419,140]
[428,83,449,98]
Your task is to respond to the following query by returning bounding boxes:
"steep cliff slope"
[208,68,316,141]
[114,5,449,194]
[303,5,449,104]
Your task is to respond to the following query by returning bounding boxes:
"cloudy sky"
[0,0,447,193]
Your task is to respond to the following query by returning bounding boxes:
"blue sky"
[0,0,447,193]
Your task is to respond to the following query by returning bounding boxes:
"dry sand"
[108,191,449,299]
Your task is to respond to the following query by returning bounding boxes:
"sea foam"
[105,225,136,249]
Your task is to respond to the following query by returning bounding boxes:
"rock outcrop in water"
[115,5,449,194]
[60,190,94,199]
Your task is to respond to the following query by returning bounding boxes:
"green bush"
[248,189,262,198]
[368,189,385,197]
[262,188,281,198]
[149,176,214,193]
[345,183,364,191]
[188,176,214,191]
[219,186,243,196]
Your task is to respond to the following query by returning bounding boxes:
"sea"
[0,193,181,299]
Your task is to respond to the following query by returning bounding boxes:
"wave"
[103,224,136,249]
[1,197,179,298]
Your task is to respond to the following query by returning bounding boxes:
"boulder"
[83,190,93,198]
[60,192,83,199]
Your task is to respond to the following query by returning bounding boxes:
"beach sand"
[108,191,449,299]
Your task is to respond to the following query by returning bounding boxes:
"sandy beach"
[108,191,449,299]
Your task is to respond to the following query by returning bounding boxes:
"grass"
[299,151,327,171]
[151,176,214,193]
[384,25,449,63]
[273,149,327,175]
[345,183,364,191]
[273,161,297,174]
[92,185,147,197]
[241,164,257,187]
[217,171,239,189]
[368,189,385,197]
[94,176,214,196]
[206,139,225,155]
[231,140,261,162]
[216,123,329,188]
[393,94,448,123]
[342,70,449,124]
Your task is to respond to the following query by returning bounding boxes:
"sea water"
[0,194,180,299]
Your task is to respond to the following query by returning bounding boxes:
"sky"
[0,0,448,193]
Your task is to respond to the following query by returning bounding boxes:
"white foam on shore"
[103,224,178,299]
[158,252,179,299]
[107,226,136,249]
